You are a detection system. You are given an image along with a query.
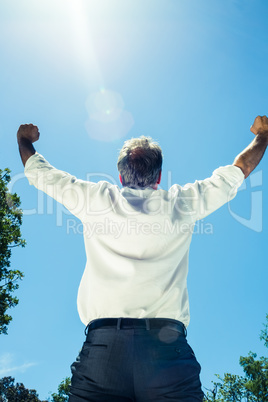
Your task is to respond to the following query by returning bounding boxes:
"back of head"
[117,136,163,188]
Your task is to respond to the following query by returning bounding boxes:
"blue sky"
[1,0,268,399]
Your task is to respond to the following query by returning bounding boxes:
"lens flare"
[85,88,134,142]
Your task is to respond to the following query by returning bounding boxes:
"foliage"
[50,378,71,402]
[0,168,25,334]
[0,376,47,402]
[260,314,268,348]
[204,315,268,402]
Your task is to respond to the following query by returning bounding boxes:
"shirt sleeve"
[24,152,95,221]
[176,165,244,222]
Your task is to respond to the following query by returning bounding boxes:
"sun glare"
[67,0,104,88]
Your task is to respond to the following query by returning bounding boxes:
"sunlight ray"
[67,0,104,88]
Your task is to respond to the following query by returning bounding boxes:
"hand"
[250,115,268,136]
[17,124,40,143]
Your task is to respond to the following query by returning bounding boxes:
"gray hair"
[117,136,163,188]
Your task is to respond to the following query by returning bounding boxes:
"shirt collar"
[120,186,156,198]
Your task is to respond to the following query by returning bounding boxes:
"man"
[18,116,268,402]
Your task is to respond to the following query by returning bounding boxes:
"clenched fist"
[17,124,40,143]
[250,115,268,136]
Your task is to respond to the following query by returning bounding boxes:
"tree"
[50,378,71,402]
[205,314,268,402]
[0,168,25,334]
[0,376,47,402]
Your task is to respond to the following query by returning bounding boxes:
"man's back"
[24,152,243,327]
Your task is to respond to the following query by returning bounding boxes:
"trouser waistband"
[85,318,187,336]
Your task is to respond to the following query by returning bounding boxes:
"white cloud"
[0,353,38,376]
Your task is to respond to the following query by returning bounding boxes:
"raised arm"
[17,124,94,221]
[17,124,40,166]
[233,115,268,179]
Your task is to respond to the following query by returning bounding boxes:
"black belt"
[86,318,186,336]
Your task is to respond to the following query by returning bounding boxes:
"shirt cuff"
[212,165,244,188]
[24,152,46,172]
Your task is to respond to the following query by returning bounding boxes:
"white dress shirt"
[24,153,244,327]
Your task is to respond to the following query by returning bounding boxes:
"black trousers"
[69,318,204,401]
